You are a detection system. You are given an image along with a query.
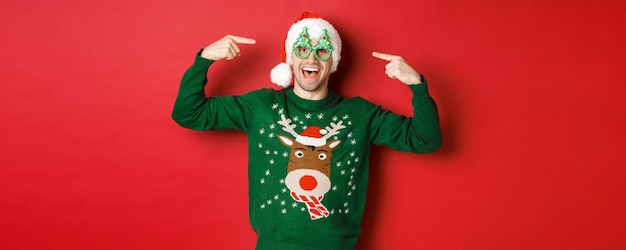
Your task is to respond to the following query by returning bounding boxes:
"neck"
[292,78,330,100]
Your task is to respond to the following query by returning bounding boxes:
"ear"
[277,135,294,147]
[327,140,341,149]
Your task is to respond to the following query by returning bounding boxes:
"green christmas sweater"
[172,52,442,250]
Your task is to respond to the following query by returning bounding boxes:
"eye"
[318,153,327,160]
[295,150,304,158]
[296,46,310,57]
[315,48,331,60]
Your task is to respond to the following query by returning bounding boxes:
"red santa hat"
[296,126,328,147]
[270,12,342,87]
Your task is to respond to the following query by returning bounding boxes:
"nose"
[299,175,318,191]
[304,50,318,62]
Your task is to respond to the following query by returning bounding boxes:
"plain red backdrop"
[2,0,625,249]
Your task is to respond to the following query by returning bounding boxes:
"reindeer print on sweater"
[253,103,361,221]
[277,114,344,220]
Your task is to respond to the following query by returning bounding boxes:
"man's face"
[291,39,333,94]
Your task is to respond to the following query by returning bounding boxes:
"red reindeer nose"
[299,175,318,191]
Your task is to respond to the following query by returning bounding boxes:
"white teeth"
[303,67,319,72]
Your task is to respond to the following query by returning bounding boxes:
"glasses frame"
[292,27,334,61]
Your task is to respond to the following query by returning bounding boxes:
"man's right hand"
[200,35,256,61]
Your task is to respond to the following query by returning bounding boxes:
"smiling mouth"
[302,67,320,79]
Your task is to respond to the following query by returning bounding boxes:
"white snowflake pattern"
[280,200,286,206]
[350,139,357,145]
[267,200,272,205]
[332,116,339,122]
[261,204,266,209]
[268,132,275,138]
[265,169,271,176]
[259,128,265,135]
[330,209,335,215]
[343,114,349,120]
[347,132,353,138]
[292,202,298,208]
[260,178,265,184]
[305,113,312,119]
[265,150,271,155]
[347,191,352,196]
[278,108,284,114]
[317,113,324,120]
[350,151,355,157]
[271,103,279,110]
[336,161,342,167]
[282,152,288,157]
[344,202,349,207]
[293,116,299,121]
[274,194,280,200]
[340,169,346,175]
[355,157,360,163]
[281,187,287,193]
[281,208,288,214]
[351,167,356,173]
[279,179,285,184]
[269,124,275,130]
[269,159,275,165]
[258,143,263,148]
[345,208,350,214]
[332,185,338,191]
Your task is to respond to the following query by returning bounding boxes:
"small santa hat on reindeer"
[296,126,328,147]
[270,12,343,87]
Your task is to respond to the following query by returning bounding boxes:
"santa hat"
[296,126,328,147]
[270,12,342,87]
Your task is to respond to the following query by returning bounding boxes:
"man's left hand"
[372,52,422,85]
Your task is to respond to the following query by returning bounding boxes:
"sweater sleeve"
[369,79,443,153]
[171,51,254,132]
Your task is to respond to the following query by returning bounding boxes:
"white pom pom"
[270,62,292,87]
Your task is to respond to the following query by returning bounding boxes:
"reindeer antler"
[277,114,301,138]
[323,120,346,139]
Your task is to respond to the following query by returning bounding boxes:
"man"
[172,12,442,250]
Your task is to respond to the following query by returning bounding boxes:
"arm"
[369,52,442,153]
[171,35,256,131]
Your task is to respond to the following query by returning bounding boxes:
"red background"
[2,0,625,249]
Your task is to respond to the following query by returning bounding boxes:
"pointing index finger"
[228,35,257,45]
[372,52,400,61]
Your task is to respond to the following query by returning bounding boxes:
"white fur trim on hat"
[295,136,327,147]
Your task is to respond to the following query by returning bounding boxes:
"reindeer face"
[278,136,341,176]
[278,134,341,197]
